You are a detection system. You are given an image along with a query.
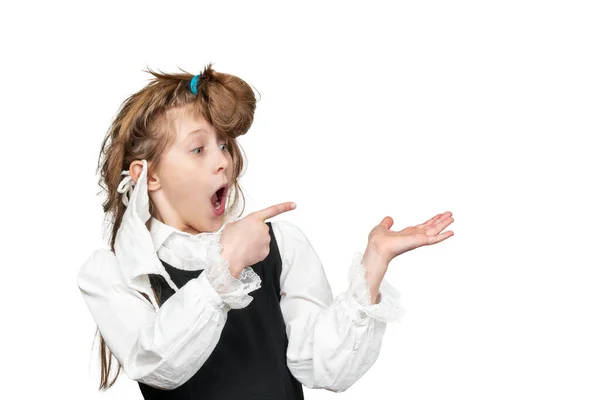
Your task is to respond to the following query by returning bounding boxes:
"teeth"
[212,187,226,210]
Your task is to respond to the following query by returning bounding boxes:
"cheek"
[169,176,209,204]
[159,168,201,202]
[159,154,213,206]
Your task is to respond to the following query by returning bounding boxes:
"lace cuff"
[161,231,262,309]
[203,235,262,309]
[346,251,406,323]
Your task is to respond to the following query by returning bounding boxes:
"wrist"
[362,246,389,276]
[220,248,243,279]
[362,246,388,304]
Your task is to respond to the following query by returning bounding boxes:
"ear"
[147,168,161,192]
[128,160,161,191]
[128,160,144,185]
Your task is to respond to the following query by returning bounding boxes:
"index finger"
[251,202,297,222]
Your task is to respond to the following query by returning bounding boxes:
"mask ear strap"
[117,170,135,206]
[117,160,148,212]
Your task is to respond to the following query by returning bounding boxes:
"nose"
[212,143,230,174]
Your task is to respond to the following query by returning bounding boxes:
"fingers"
[424,215,455,245]
[425,215,454,234]
[251,202,297,222]
[437,215,454,231]
[416,214,439,229]
[418,211,452,229]
[428,230,454,245]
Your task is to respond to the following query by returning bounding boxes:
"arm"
[77,248,258,390]
[273,220,406,393]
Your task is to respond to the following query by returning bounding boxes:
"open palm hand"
[367,211,455,264]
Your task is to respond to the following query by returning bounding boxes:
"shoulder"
[77,249,119,288]
[271,220,329,286]
[270,219,309,243]
[270,220,317,257]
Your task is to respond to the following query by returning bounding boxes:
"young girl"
[77,63,455,399]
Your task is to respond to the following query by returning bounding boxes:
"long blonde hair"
[93,63,257,390]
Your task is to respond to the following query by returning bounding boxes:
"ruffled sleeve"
[272,220,406,392]
[202,232,262,309]
[78,249,230,390]
[159,230,262,310]
[346,251,406,323]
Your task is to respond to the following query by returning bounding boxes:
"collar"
[148,216,176,252]
[148,216,226,252]
[113,159,228,292]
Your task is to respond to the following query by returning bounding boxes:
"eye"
[191,144,228,156]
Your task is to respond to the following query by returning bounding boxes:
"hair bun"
[194,63,256,138]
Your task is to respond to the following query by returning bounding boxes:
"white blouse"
[77,159,406,393]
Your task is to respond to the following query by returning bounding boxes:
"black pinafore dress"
[138,221,304,400]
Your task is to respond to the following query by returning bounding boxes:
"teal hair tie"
[189,74,200,95]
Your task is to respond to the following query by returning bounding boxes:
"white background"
[1,0,598,399]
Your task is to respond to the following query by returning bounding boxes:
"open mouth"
[211,184,228,210]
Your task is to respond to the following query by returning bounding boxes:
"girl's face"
[148,106,234,234]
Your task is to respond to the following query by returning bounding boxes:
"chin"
[208,211,225,228]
